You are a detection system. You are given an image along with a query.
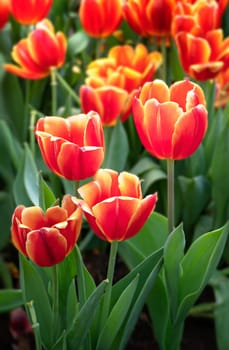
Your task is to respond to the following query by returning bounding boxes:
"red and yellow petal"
[21,206,46,230]
[26,228,67,267]
[118,172,142,199]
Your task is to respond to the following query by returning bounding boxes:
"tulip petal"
[125,193,158,240]
[11,206,29,256]
[170,80,206,110]
[26,228,67,267]
[92,197,140,241]
[46,206,67,226]
[118,172,142,198]
[172,105,208,159]
[138,80,170,104]
[21,206,46,230]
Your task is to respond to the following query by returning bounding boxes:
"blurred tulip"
[10,308,32,340]
[132,79,208,160]
[3,19,66,79]
[80,43,162,125]
[79,0,122,38]
[0,0,10,29]
[11,195,82,267]
[172,0,227,36]
[10,0,53,25]
[214,67,229,107]
[122,0,176,39]
[175,29,229,81]
[77,169,158,242]
[35,112,105,181]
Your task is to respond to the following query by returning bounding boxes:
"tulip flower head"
[3,19,67,80]
[0,0,10,29]
[122,0,176,40]
[132,79,208,160]
[80,44,162,126]
[10,0,53,25]
[77,169,158,242]
[11,195,82,267]
[79,0,122,38]
[35,112,105,181]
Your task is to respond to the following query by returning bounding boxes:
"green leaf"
[118,255,163,350]
[103,120,129,171]
[211,271,229,350]
[96,274,139,350]
[66,279,108,349]
[176,223,229,323]
[13,144,39,206]
[164,225,185,320]
[178,175,211,232]
[119,212,168,268]
[210,115,229,227]
[0,289,23,312]
[68,31,90,56]
[19,254,53,349]
[39,174,56,210]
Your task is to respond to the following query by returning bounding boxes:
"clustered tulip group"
[5,0,212,268]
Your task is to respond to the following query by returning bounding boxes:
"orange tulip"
[35,112,105,181]
[77,169,158,242]
[0,0,10,29]
[122,0,176,39]
[132,79,208,160]
[79,0,122,38]
[175,29,229,81]
[11,195,82,267]
[80,44,162,126]
[3,19,66,80]
[10,0,53,25]
[214,67,229,107]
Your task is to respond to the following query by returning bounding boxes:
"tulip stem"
[100,240,119,331]
[29,109,36,157]
[167,159,175,233]
[26,300,42,350]
[51,264,60,344]
[51,67,58,115]
[55,71,81,105]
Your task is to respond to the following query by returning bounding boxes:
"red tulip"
[122,0,176,39]
[3,19,66,80]
[80,44,162,125]
[79,0,122,38]
[10,0,53,25]
[133,79,208,160]
[176,29,229,81]
[35,112,105,181]
[77,169,158,242]
[11,195,82,267]
[0,0,10,29]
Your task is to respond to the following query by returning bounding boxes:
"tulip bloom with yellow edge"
[10,0,53,25]
[77,169,158,242]
[79,0,122,38]
[132,79,208,160]
[11,195,82,267]
[80,44,162,126]
[35,112,105,181]
[4,19,66,80]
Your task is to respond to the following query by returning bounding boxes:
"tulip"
[175,29,229,81]
[122,0,176,39]
[11,195,82,267]
[80,44,162,125]
[35,111,105,181]
[77,169,158,242]
[0,0,10,29]
[10,0,53,25]
[132,79,208,160]
[3,19,67,80]
[79,0,122,38]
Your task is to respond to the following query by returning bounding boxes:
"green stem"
[29,110,36,157]
[167,159,175,233]
[51,67,58,115]
[160,36,167,82]
[51,264,59,344]
[100,240,119,330]
[55,71,80,105]
[26,300,42,350]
